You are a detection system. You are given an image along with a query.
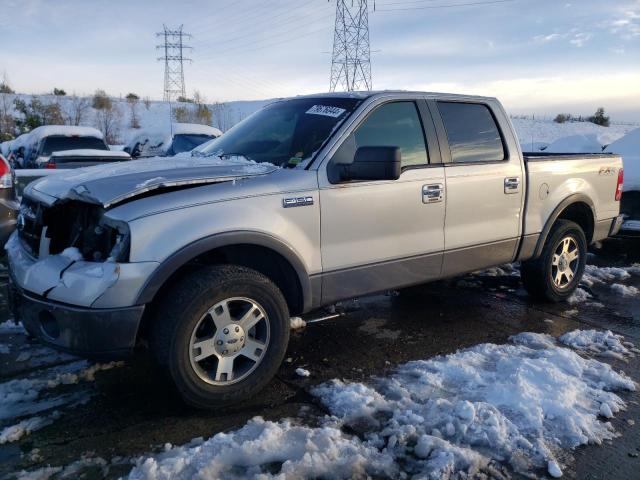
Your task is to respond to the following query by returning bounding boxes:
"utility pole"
[156,25,192,101]
[329,0,372,92]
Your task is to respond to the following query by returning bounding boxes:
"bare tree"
[211,102,232,132]
[95,103,122,144]
[66,94,90,126]
[126,93,140,129]
[0,93,16,140]
[143,96,151,110]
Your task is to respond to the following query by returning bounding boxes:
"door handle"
[504,177,520,194]
[423,183,444,203]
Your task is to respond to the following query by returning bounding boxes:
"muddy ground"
[1,240,639,479]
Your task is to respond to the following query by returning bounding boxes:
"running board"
[305,313,343,324]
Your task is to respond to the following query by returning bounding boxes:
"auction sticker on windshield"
[306,105,346,118]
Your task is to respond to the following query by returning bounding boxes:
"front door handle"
[504,177,520,194]
[423,183,444,203]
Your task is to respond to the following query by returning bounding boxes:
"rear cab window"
[40,136,108,156]
[437,102,505,164]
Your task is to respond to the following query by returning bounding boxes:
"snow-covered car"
[19,126,111,169]
[42,149,131,169]
[605,127,640,237]
[124,123,223,159]
[0,132,31,169]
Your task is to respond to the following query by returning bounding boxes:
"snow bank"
[0,414,57,444]
[128,418,397,480]
[545,134,603,153]
[512,118,633,150]
[559,329,636,360]
[605,127,640,191]
[128,331,636,480]
[583,264,631,287]
[610,283,639,297]
[0,360,123,420]
[0,319,25,334]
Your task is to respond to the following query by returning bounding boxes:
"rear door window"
[437,102,505,164]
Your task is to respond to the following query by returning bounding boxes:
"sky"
[0,0,639,121]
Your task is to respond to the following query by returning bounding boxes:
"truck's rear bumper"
[616,217,640,238]
[7,275,144,359]
[594,215,624,242]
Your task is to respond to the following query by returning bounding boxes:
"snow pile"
[582,264,631,286]
[128,418,397,480]
[559,329,636,360]
[0,414,57,444]
[0,319,25,334]
[610,283,639,297]
[512,118,633,149]
[0,360,123,443]
[568,287,593,304]
[127,331,636,480]
[289,317,306,330]
[474,263,520,277]
[545,134,603,153]
[295,368,311,378]
[605,127,640,191]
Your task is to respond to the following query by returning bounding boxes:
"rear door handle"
[423,183,444,203]
[504,177,520,194]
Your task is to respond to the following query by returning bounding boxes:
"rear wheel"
[150,265,290,408]
[521,220,587,302]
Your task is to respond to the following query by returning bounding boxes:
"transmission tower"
[156,25,192,101]
[329,0,372,92]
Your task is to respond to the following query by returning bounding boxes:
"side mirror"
[340,146,401,182]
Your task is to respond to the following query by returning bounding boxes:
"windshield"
[41,136,108,156]
[170,133,216,154]
[195,97,362,167]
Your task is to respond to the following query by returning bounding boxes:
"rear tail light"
[45,161,57,169]
[0,154,13,189]
[615,168,624,201]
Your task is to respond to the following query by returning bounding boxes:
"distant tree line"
[0,74,238,143]
[554,108,610,127]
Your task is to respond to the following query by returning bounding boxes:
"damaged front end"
[6,191,157,311]
[18,195,129,263]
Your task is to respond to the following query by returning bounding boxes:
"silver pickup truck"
[6,91,624,408]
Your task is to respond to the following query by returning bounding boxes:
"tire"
[521,219,587,302]
[150,265,290,409]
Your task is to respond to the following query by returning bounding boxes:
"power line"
[376,0,517,11]
[330,0,373,92]
[156,25,192,101]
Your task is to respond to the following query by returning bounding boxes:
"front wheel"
[150,265,290,409]
[521,219,587,302]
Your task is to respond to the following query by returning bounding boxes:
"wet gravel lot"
[1,240,639,479]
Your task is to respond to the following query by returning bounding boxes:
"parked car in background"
[0,153,18,246]
[22,126,110,168]
[41,149,131,169]
[5,91,624,408]
[124,123,223,159]
[1,133,31,169]
[605,128,640,238]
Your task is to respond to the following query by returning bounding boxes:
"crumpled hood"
[30,156,277,208]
